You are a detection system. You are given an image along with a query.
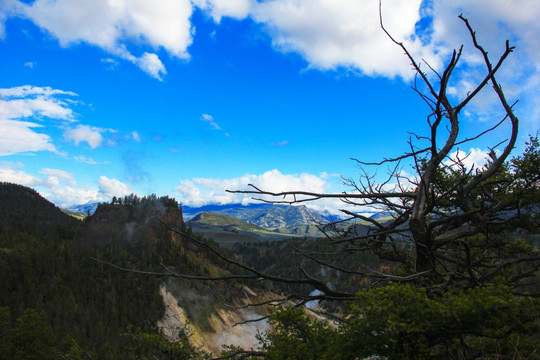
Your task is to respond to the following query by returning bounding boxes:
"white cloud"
[0,163,41,187]
[200,113,222,130]
[0,85,77,99]
[0,119,57,155]
[0,163,134,207]
[430,1,540,70]
[445,148,497,172]
[174,169,349,214]
[249,0,429,78]
[0,85,121,156]
[41,168,74,181]
[0,85,77,121]
[64,125,105,149]
[0,0,18,39]
[97,175,133,198]
[136,52,167,81]
[13,0,194,79]
[0,163,91,207]
[73,155,100,165]
[101,57,119,69]
[194,0,252,22]
[24,61,36,68]
[427,1,540,128]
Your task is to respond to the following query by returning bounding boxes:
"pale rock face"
[158,284,271,355]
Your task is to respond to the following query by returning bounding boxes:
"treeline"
[110,193,179,209]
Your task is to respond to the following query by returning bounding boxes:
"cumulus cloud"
[0,85,80,155]
[136,52,167,81]
[97,176,133,199]
[3,0,539,94]
[251,0,431,78]
[429,1,540,69]
[194,0,252,22]
[10,0,194,80]
[174,169,352,214]
[427,1,540,129]
[444,148,497,172]
[97,175,133,199]
[64,125,107,149]
[0,162,134,207]
[175,169,327,205]
[0,119,56,155]
[0,163,41,187]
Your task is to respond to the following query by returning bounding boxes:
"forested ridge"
[0,183,210,359]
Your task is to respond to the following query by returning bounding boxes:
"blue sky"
[1,0,539,213]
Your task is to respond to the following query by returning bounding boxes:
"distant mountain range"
[66,202,100,215]
[67,201,401,236]
[183,203,330,228]
[67,202,338,228]
[186,211,302,245]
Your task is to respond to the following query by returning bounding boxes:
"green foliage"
[0,306,12,359]
[123,327,208,360]
[342,281,540,359]
[260,307,340,360]
[259,281,540,360]
[9,308,57,360]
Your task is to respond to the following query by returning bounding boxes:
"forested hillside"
[0,183,214,359]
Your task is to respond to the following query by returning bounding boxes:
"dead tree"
[134,13,540,307]
[94,10,539,360]
[225,14,539,295]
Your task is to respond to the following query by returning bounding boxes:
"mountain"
[184,203,327,229]
[187,211,305,245]
[0,182,81,236]
[188,211,267,231]
[182,202,271,219]
[66,201,100,215]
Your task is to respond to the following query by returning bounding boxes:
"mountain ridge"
[184,203,327,228]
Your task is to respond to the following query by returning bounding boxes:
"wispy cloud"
[131,131,141,142]
[73,155,103,165]
[100,57,119,70]
[0,85,80,156]
[200,113,221,130]
[0,85,77,121]
[200,113,231,137]
[271,140,289,147]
